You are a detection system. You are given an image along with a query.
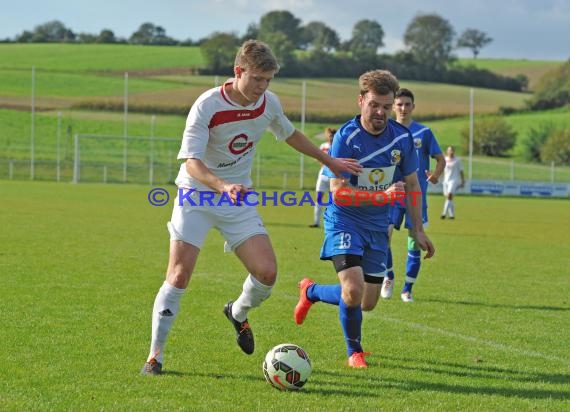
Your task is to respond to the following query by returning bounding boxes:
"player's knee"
[341,285,363,306]
[251,264,277,286]
[166,269,190,289]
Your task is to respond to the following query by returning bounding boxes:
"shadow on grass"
[157,362,569,400]
[422,297,570,312]
[379,355,570,385]
[314,367,569,400]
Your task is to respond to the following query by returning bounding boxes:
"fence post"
[510,159,515,181]
[551,161,555,183]
[57,111,62,182]
[103,166,107,183]
[72,134,79,184]
[9,160,13,179]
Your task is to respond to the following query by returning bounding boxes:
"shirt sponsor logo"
[229,133,253,155]
[390,149,401,165]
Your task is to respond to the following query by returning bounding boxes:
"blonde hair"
[235,39,280,73]
[358,69,399,97]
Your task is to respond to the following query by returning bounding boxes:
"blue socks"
[307,283,362,355]
[402,249,421,293]
[339,299,363,355]
[307,283,341,305]
[386,248,395,280]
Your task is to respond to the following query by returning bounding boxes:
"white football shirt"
[175,80,296,190]
[443,156,464,184]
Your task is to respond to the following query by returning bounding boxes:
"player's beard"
[366,114,387,134]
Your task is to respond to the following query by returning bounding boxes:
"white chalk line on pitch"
[378,315,570,366]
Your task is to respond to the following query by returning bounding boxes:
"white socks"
[443,199,454,217]
[313,204,323,226]
[148,281,185,363]
[232,274,273,322]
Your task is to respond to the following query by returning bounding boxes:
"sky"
[1,0,569,60]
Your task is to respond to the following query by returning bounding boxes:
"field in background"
[0,43,533,119]
[1,181,569,410]
[455,58,563,90]
[0,43,204,72]
[1,44,568,186]
[0,70,529,119]
[1,106,569,186]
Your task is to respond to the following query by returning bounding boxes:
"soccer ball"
[262,343,312,391]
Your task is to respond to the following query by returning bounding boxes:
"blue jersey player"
[293,71,435,368]
[382,88,445,302]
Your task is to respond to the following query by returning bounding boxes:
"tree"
[520,122,556,162]
[129,22,177,45]
[77,33,97,43]
[258,10,302,48]
[16,30,34,43]
[97,29,116,44]
[30,20,75,43]
[540,129,570,165]
[261,31,297,72]
[349,19,384,55]
[404,13,455,75]
[241,23,259,43]
[528,59,570,109]
[457,29,493,59]
[200,32,240,74]
[460,117,517,157]
[300,21,340,52]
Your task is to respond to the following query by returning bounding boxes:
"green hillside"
[0,43,204,72]
[455,58,564,90]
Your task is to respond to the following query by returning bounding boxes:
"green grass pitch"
[1,181,568,410]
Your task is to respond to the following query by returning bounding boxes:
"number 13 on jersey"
[339,232,352,249]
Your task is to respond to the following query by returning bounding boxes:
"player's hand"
[413,231,435,259]
[327,157,362,178]
[223,183,250,205]
[385,181,405,196]
[425,170,439,184]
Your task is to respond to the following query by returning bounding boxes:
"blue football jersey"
[393,120,442,208]
[323,116,417,231]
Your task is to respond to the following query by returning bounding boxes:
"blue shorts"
[389,205,428,230]
[320,226,388,278]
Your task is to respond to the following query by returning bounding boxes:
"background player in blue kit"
[381,88,446,302]
[294,70,435,368]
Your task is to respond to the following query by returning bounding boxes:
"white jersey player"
[441,146,465,219]
[141,40,362,376]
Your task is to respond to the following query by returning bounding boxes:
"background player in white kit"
[141,40,361,375]
[441,146,466,219]
[309,127,336,228]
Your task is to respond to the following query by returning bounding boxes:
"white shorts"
[167,189,268,252]
[443,181,460,196]
[315,173,330,193]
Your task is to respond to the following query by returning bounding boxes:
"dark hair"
[395,88,414,103]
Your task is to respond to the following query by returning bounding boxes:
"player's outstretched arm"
[285,130,362,177]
